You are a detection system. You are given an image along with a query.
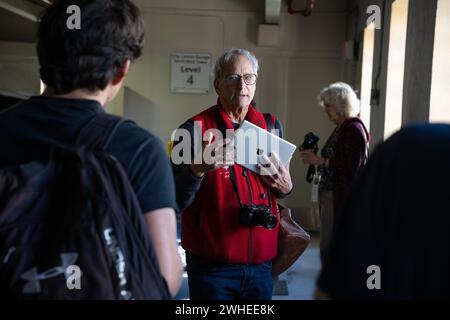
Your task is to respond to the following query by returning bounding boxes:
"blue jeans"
[186,253,273,300]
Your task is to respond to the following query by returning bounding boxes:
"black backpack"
[0,113,170,299]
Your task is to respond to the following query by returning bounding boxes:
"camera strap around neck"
[229,166,243,207]
[218,108,273,210]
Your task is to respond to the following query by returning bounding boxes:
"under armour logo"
[20,253,79,294]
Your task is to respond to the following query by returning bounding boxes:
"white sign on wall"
[170,53,211,94]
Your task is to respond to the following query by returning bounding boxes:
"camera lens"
[253,208,277,230]
[263,214,277,230]
[240,205,277,229]
[301,132,320,150]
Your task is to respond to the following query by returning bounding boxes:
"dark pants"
[319,190,334,266]
[186,253,273,300]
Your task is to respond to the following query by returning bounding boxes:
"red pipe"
[287,0,315,17]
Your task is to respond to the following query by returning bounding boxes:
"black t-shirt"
[0,96,177,214]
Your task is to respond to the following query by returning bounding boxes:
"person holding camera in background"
[171,48,293,300]
[299,82,369,265]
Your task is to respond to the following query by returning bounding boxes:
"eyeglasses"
[223,73,257,85]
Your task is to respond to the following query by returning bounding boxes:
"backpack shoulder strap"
[263,113,275,132]
[75,113,127,149]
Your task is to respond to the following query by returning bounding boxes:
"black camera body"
[239,204,277,230]
[300,132,320,183]
[300,132,320,150]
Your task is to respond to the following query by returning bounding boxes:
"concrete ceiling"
[0,0,352,43]
[0,7,37,42]
[0,0,47,42]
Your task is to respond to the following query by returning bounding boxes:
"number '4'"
[187,75,194,85]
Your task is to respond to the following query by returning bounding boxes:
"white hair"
[214,48,259,80]
[317,82,360,118]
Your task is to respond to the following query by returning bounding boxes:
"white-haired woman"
[299,82,370,265]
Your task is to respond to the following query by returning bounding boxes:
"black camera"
[300,132,320,183]
[300,132,320,150]
[239,204,277,229]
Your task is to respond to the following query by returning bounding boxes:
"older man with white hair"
[172,48,293,300]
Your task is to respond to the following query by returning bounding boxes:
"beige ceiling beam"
[0,0,42,22]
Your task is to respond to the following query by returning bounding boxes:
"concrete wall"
[402,0,438,125]
[346,0,393,149]
[0,41,40,96]
[348,0,442,147]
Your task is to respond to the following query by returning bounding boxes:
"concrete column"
[402,0,438,125]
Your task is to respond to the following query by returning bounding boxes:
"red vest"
[181,104,279,264]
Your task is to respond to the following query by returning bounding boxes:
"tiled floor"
[174,232,322,300]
